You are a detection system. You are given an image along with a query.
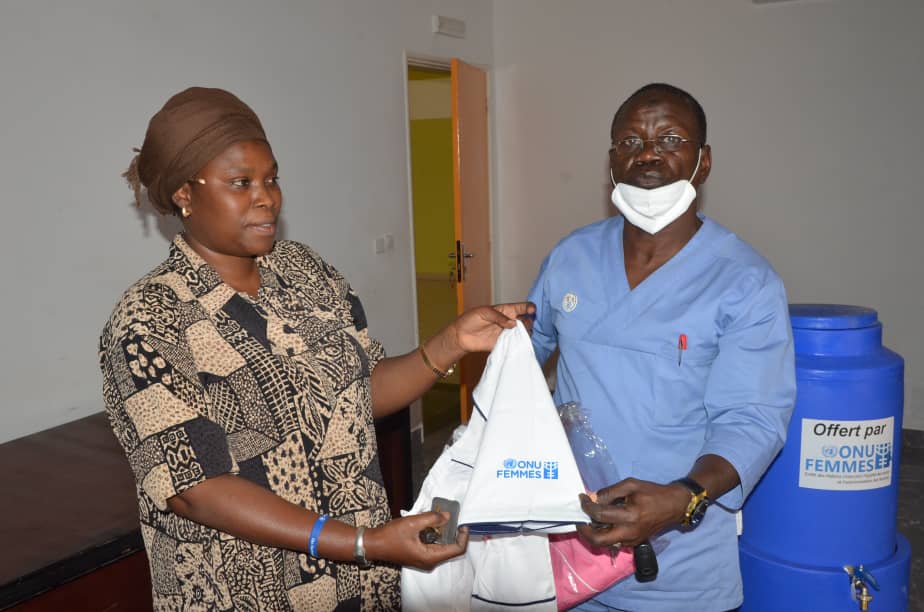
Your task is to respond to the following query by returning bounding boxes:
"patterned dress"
[99,235,400,611]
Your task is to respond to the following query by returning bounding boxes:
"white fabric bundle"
[401,321,586,611]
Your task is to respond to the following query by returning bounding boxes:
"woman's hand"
[364,512,469,570]
[446,302,537,355]
[370,301,536,419]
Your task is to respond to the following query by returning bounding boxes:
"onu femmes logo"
[496,458,559,480]
[806,441,893,473]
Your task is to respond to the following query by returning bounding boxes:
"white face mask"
[610,149,702,235]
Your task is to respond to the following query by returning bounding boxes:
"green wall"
[410,118,454,277]
[408,67,448,81]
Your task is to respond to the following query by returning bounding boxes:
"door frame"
[401,51,496,438]
[401,53,451,448]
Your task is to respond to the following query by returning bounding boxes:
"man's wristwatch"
[354,526,372,568]
[673,477,710,529]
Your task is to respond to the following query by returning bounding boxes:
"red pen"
[678,334,687,366]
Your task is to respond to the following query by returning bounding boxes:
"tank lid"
[789,304,879,330]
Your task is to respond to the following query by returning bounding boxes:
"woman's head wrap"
[123,87,269,214]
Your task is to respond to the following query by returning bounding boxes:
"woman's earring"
[181,207,191,218]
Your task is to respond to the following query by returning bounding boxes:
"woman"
[99,87,533,611]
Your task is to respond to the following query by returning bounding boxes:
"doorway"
[406,63,460,475]
[406,57,493,486]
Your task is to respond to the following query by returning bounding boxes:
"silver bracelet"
[354,526,372,568]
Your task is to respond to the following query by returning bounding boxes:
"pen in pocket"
[677,334,687,366]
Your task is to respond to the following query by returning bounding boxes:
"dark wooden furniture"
[375,407,414,517]
[0,407,412,611]
[0,414,151,610]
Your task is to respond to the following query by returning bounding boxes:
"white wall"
[492,0,924,429]
[0,0,494,444]
[4,0,923,443]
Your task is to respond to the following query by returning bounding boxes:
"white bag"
[401,322,586,611]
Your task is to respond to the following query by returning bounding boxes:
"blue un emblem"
[503,458,517,469]
[874,443,892,469]
[542,461,559,479]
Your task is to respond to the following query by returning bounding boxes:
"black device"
[633,540,659,582]
[419,497,460,545]
[594,495,659,583]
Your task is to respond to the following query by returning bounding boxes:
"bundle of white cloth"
[401,321,588,611]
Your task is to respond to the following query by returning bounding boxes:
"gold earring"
[181,207,191,218]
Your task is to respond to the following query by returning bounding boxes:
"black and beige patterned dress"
[99,235,399,611]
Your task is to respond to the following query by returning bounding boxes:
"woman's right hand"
[365,511,469,570]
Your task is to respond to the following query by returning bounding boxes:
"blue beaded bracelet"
[308,514,330,558]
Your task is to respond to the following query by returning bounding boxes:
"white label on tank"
[799,417,894,490]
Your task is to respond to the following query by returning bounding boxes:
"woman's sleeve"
[347,286,386,368]
[100,328,238,511]
[317,254,387,370]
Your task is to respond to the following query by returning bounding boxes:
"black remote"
[633,540,658,582]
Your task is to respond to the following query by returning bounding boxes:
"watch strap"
[672,477,710,528]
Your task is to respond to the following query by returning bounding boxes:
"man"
[528,83,796,611]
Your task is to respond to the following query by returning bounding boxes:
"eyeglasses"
[609,134,696,156]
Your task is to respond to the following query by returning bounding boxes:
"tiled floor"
[413,426,923,610]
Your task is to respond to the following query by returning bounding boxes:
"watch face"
[689,500,709,527]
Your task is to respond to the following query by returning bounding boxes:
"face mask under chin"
[610,149,702,235]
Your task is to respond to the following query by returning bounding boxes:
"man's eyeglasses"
[609,134,696,156]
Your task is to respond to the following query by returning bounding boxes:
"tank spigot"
[844,565,880,611]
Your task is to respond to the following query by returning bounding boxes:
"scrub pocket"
[611,341,718,427]
[648,340,717,426]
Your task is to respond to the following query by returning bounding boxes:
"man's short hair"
[612,83,707,145]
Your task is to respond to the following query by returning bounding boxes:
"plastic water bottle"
[557,401,659,583]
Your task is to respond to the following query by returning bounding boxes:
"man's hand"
[576,478,690,548]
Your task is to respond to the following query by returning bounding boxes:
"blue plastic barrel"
[739,304,910,611]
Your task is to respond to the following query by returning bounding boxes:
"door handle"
[454,240,463,282]
[447,251,458,287]
[449,241,476,282]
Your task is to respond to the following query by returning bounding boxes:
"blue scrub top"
[529,215,796,611]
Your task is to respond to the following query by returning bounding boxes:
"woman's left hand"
[449,302,536,354]
[371,302,536,418]
[422,302,536,372]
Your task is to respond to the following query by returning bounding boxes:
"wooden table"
[0,407,411,611]
[0,413,151,610]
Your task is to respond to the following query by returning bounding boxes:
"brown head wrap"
[123,87,269,214]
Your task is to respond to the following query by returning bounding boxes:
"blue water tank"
[739,304,910,611]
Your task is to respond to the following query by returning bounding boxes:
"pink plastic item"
[549,532,635,611]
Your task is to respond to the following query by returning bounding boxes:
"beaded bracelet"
[308,514,330,558]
